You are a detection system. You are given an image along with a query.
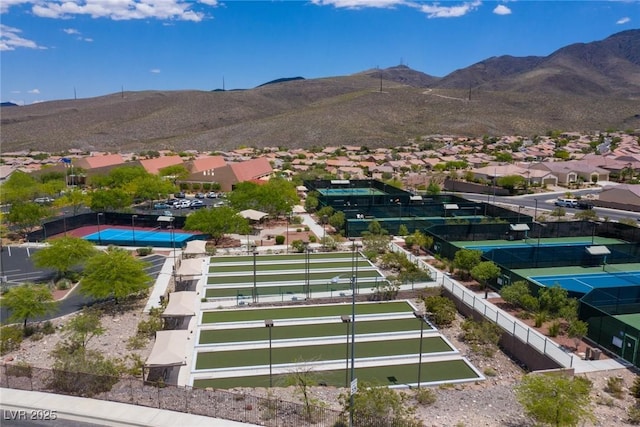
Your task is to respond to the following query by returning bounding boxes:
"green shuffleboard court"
[199,317,432,344]
[195,336,453,370]
[210,259,372,273]
[209,252,362,264]
[201,301,413,324]
[204,278,383,299]
[193,359,480,389]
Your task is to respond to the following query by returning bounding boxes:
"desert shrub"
[275,235,285,245]
[630,376,640,399]
[0,325,23,355]
[136,316,162,338]
[126,334,147,350]
[41,320,56,335]
[56,279,71,290]
[484,367,498,377]
[460,319,502,357]
[534,311,547,328]
[136,246,153,256]
[547,320,561,337]
[629,404,640,425]
[605,376,625,399]
[415,387,437,405]
[423,295,456,327]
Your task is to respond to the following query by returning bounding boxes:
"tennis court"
[318,188,386,196]
[456,236,624,253]
[84,227,203,247]
[530,267,640,294]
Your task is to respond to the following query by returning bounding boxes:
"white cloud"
[28,1,211,22]
[150,68,161,74]
[0,0,32,14]
[418,1,482,18]
[0,24,46,51]
[311,0,408,8]
[27,88,40,94]
[63,28,80,35]
[617,17,630,25]
[493,4,511,16]
[84,37,93,42]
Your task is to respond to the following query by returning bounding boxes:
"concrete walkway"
[0,388,257,427]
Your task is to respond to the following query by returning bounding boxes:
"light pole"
[534,198,538,222]
[303,242,310,300]
[253,250,258,304]
[265,319,274,387]
[349,274,356,427]
[322,215,328,251]
[341,315,350,388]
[131,215,138,246]
[169,217,176,283]
[413,311,425,388]
[286,212,291,253]
[96,213,104,245]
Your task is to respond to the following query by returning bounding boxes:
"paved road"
[0,249,166,324]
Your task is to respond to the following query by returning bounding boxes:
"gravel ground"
[4,294,639,426]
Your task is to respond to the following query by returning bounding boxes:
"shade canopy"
[586,245,611,256]
[184,240,207,255]
[177,258,205,276]
[510,224,531,232]
[145,330,190,368]
[239,209,269,221]
[162,291,198,317]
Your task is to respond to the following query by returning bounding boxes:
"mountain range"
[2,29,639,153]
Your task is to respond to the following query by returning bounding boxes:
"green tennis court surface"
[453,236,624,252]
[193,359,480,389]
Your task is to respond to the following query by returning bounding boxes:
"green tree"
[453,249,482,280]
[567,319,589,351]
[470,261,501,298]
[63,307,105,349]
[81,247,151,302]
[55,189,91,216]
[538,285,570,318]
[398,224,409,237]
[158,164,190,181]
[516,374,594,427]
[496,175,526,194]
[3,284,58,331]
[6,202,51,236]
[184,205,251,245]
[500,280,533,308]
[0,171,39,204]
[90,188,132,211]
[426,181,441,195]
[32,236,97,279]
[329,211,345,232]
[128,174,177,205]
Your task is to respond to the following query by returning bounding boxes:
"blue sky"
[1,1,638,105]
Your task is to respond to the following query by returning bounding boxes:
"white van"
[555,198,578,208]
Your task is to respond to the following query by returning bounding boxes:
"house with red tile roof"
[74,153,125,170]
[187,155,226,173]
[139,155,184,175]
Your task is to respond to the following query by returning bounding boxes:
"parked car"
[554,198,578,208]
[175,192,186,199]
[154,203,171,210]
[195,192,205,199]
[34,197,54,204]
[206,192,218,199]
[176,200,191,209]
[190,200,205,209]
[576,201,594,210]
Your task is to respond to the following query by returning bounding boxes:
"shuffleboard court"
[195,336,453,370]
[193,359,480,389]
[199,318,431,344]
[201,301,413,323]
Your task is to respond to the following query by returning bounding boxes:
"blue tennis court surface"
[530,271,640,294]
[84,227,204,247]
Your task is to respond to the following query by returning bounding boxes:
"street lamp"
[169,217,176,283]
[131,215,138,246]
[349,274,356,427]
[322,215,328,251]
[413,311,425,388]
[265,319,274,387]
[96,213,104,245]
[253,250,258,304]
[341,315,351,388]
[303,242,311,300]
[286,212,291,254]
[534,198,538,222]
